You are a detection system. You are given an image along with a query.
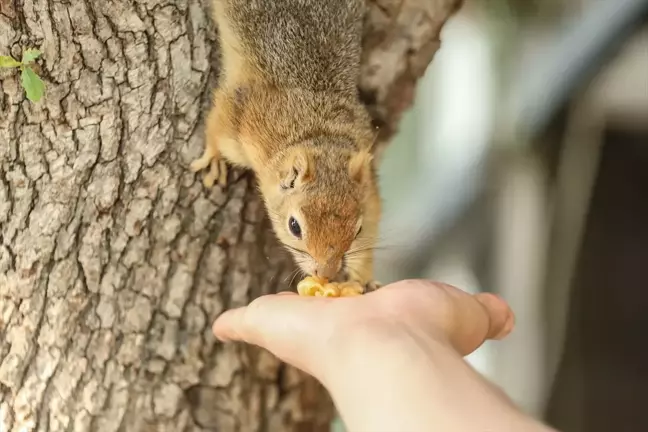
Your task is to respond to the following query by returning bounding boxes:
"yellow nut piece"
[321,283,341,297]
[297,277,365,297]
[297,276,328,296]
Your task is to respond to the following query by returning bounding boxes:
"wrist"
[318,320,553,432]
[318,321,449,431]
[319,319,425,387]
[320,317,452,384]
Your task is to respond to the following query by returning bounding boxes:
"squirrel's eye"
[288,216,302,239]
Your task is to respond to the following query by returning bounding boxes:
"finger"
[474,293,515,340]
[212,306,247,342]
[212,294,324,347]
[212,292,299,340]
[213,294,334,377]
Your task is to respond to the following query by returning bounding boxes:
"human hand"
[212,280,540,432]
[212,279,514,386]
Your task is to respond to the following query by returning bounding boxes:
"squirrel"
[191,0,381,291]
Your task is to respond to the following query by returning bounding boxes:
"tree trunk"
[0,0,460,430]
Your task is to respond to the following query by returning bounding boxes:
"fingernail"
[494,308,515,340]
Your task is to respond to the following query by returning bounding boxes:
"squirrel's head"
[259,145,379,282]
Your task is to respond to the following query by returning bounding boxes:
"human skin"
[213,279,557,432]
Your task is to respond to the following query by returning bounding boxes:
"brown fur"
[191,0,382,288]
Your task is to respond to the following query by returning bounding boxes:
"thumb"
[474,292,515,341]
[212,292,333,374]
[213,292,305,344]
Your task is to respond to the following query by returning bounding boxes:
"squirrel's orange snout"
[313,260,341,280]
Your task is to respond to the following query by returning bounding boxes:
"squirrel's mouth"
[286,245,349,283]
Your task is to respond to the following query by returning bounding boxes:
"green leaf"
[21,48,41,64]
[0,55,21,68]
[21,66,45,102]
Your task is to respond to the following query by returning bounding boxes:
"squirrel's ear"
[348,150,373,184]
[281,149,315,189]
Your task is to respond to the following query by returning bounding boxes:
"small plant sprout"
[0,48,46,102]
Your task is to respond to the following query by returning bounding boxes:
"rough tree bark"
[0,0,460,430]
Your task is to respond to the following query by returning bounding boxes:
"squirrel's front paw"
[190,159,209,173]
[365,280,382,292]
[195,158,228,188]
[204,159,228,188]
[190,150,213,173]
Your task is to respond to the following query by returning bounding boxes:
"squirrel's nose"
[314,263,339,280]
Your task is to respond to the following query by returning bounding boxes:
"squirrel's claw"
[190,150,213,172]
[216,159,228,186]
[365,280,382,292]
[194,156,228,188]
